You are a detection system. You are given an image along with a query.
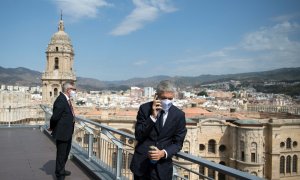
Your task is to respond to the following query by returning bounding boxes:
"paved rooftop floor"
[0,127,93,180]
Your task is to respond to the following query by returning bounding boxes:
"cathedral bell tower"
[42,15,76,104]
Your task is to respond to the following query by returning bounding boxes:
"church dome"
[46,20,74,53]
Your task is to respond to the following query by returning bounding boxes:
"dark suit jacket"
[50,92,75,141]
[130,101,187,179]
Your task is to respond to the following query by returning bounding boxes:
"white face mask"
[161,99,173,112]
[69,90,76,99]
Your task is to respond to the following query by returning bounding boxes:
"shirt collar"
[62,92,70,101]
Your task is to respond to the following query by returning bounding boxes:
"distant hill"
[0,66,300,91]
[0,66,41,86]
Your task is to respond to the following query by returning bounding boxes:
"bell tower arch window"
[280,156,285,173]
[286,155,291,173]
[293,155,298,173]
[54,57,59,69]
[286,138,292,149]
[54,88,58,96]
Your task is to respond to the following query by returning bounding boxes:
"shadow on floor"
[40,160,56,180]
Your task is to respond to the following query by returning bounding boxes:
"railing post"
[87,133,93,161]
[116,146,123,180]
[8,106,11,127]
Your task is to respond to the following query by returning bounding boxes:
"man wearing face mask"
[130,80,187,180]
[48,82,76,180]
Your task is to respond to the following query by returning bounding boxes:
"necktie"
[68,100,75,116]
[157,110,165,132]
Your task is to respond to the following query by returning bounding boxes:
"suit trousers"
[134,163,161,180]
[55,138,72,177]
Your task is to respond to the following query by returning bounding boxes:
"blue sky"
[0,0,300,81]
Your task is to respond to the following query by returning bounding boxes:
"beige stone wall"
[0,91,43,122]
[175,118,300,180]
[265,122,300,180]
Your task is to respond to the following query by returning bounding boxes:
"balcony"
[0,105,263,180]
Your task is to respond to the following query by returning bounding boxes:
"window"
[76,137,82,143]
[218,162,226,180]
[280,156,285,173]
[184,175,189,179]
[293,155,298,173]
[251,153,256,162]
[251,142,257,163]
[287,138,292,149]
[199,165,205,179]
[122,152,126,169]
[50,92,52,97]
[120,135,126,144]
[54,57,59,69]
[84,134,89,144]
[199,144,205,151]
[54,88,58,96]
[128,138,134,144]
[183,141,190,154]
[208,139,216,153]
[208,168,215,179]
[286,155,291,173]
[293,141,298,147]
[219,145,226,152]
[128,153,133,169]
[240,141,245,161]
[93,137,98,143]
[112,152,117,168]
[251,172,257,176]
[241,151,245,161]
[56,47,59,51]
[280,142,285,148]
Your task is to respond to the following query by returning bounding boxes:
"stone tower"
[42,15,76,104]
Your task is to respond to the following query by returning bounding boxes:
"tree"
[198,91,208,97]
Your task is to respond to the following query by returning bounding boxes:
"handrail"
[40,104,264,180]
[176,152,263,180]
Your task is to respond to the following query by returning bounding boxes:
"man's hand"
[148,149,165,161]
[151,94,161,118]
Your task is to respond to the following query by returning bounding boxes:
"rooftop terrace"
[0,127,92,180]
[0,105,264,180]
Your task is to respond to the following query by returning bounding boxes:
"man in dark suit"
[130,80,187,180]
[48,82,76,180]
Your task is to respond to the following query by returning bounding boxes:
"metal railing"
[39,104,262,180]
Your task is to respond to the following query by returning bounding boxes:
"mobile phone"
[149,145,158,151]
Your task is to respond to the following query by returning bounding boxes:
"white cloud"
[110,0,176,36]
[133,60,148,66]
[170,20,300,76]
[241,21,300,51]
[271,13,300,22]
[53,0,112,20]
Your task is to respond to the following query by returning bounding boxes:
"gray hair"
[62,82,75,93]
[156,80,175,94]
